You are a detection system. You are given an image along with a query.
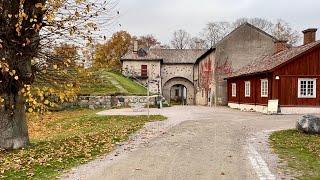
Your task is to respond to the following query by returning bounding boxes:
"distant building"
[226,28,320,114]
[121,47,205,105]
[121,23,320,113]
[194,23,276,106]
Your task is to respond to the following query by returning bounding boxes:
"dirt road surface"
[61,106,300,180]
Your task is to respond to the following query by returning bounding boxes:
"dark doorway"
[170,84,187,105]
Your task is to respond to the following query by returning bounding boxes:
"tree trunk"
[0,92,29,150]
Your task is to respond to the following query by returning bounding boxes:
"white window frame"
[261,79,268,97]
[231,83,237,97]
[245,81,251,97]
[298,78,317,98]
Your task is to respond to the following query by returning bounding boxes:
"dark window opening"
[141,65,148,77]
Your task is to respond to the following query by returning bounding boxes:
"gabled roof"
[121,49,206,64]
[217,22,277,46]
[121,49,163,61]
[150,49,206,64]
[227,40,320,79]
[195,47,216,64]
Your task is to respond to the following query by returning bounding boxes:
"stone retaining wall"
[77,96,157,109]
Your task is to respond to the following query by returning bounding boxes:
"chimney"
[303,28,317,45]
[195,41,202,49]
[133,40,138,52]
[274,40,288,54]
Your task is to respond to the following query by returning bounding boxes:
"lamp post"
[156,75,162,109]
[147,80,150,119]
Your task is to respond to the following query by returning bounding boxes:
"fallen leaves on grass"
[0,109,166,179]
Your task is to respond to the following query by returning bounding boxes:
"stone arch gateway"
[162,77,195,105]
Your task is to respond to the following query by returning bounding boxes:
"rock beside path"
[296,115,320,134]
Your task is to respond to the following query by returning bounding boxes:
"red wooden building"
[226,28,320,114]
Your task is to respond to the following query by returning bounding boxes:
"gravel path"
[61,106,300,180]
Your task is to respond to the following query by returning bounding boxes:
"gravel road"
[61,106,300,180]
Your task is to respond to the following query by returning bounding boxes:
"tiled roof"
[228,40,320,78]
[195,47,216,64]
[121,49,163,61]
[121,49,206,64]
[150,49,206,64]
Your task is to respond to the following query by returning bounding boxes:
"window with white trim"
[231,83,236,97]
[298,78,317,98]
[245,81,251,97]
[261,79,268,97]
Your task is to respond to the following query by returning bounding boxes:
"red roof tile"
[228,41,320,78]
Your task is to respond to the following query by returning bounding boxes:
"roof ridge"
[217,22,277,47]
[150,49,206,51]
[228,40,320,79]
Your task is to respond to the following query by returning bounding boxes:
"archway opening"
[170,84,187,105]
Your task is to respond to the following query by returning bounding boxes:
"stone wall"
[161,64,194,85]
[162,77,195,105]
[77,95,157,109]
[195,51,215,106]
[122,60,161,94]
[214,24,276,105]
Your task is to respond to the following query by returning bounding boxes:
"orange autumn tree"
[29,43,82,113]
[53,43,79,62]
[94,31,132,69]
[0,0,118,150]
[94,32,161,69]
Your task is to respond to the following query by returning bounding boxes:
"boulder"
[296,115,320,134]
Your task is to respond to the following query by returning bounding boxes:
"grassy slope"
[270,130,320,179]
[105,71,147,95]
[79,69,147,96]
[0,109,166,179]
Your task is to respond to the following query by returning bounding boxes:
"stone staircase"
[122,69,148,88]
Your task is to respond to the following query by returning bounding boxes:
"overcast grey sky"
[108,0,320,45]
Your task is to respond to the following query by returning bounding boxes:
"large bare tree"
[272,19,300,45]
[233,17,274,33]
[189,37,206,49]
[0,0,117,150]
[232,17,300,45]
[202,22,231,48]
[171,29,191,49]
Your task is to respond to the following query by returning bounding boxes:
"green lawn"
[79,69,147,96]
[0,109,166,179]
[105,71,147,95]
[269,130,320,179]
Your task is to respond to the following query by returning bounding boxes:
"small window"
[298,78,317,98]
[141,65,148,77]
[245,81,250,97]
[261,79,268,97]
[231,83,237,97]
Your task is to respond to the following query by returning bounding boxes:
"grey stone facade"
[194,23,277,106]
[162,77,195,105]
[214,23,276,105]
[121,23,278,106]
[122,49,205,105]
